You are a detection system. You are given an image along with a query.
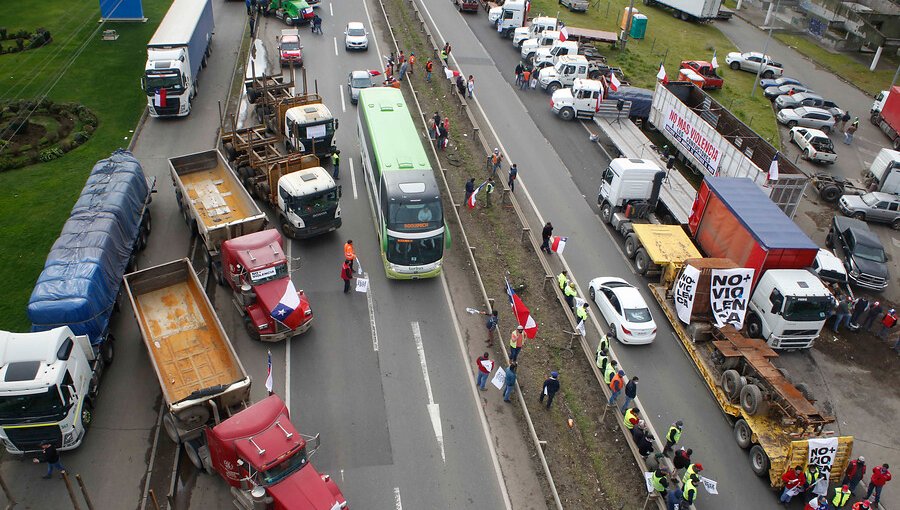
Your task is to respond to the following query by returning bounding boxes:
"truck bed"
[124,259,248,407]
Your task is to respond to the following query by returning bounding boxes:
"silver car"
[775,91,824,110]
[839,192,900,229]
[347,70,374,104]
[776,106,836,132]
[764,83,813,100]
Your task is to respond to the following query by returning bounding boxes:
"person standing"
[602,358,618,386]
[682,463,704,485]
[607,369,625,406]
[804,496,828,510]
[840,111,851,131]
[878,309,897,339]
[682,474,700,506]
[344,240,356,272]
[249,14,256,38]
[456,75,467,97]
[833,296,851,333]
[520,69,531,91]
[540,222,553,253]
[331,149,341,179]
[557,270,569,290]
[484,178,495,207]
[621,376,639,413]
[514,62,524,87]
[865,463,891,506]
[576,303,588,324]
[490,149,503,176]
[861,301,883,331]
[673,447,692,473]
[781,466,807,504]
[844,117,859,145]
[623,407,640,429]
[341,259,353,293]
[503,362,517,402]
[507,163,518,192]
[482,310,499,346]
[475,352,493,391]
[425,58,433,82]
[408,53,416,75]
[398,60,409,81]
[540,371,560,409]
[464,178,476,206]
[442,42,452,63]
[843,456,867,493]
[246,0,253,15]
[663,420,683,455]
[850,295,869,328]
[636,431,655,458]
[666,487,681,510]
[509,325,525,361]
[651,467,671,498]
[832,484,852,508]
[34,442,65,479]
[467,75,475,98]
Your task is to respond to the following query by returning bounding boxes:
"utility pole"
[620,0,635,51]
[751,0,780,98]
[891,62,900,89]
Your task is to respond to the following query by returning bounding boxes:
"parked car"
[838,191,900,229]
[760,76,802,89]
[777,106,836,132]
[827,216,889,290]
[812,248,849,286]
[725,51,784,78]
[789,127,836,164]
[821,99,844,120]
[347,70,375,104]
[344,22,368,51]
[775,91,824,110]
[587,277,657,345]
[764,83,813,100]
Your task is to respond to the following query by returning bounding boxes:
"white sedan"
[588,277,657,344]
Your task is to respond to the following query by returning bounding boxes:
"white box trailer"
[644,0,730,21]
[649,82,808,219]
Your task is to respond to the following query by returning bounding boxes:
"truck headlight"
[63,429,77,446]
[335,205,341,218]
[304,309,313,316]
[294,217,306,228]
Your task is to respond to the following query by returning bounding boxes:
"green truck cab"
[269,0,315,25]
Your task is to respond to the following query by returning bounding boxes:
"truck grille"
[152,97,181,116]
[4,425,62,452]
[781,329,820,337]
[775,337,815,349]
[852,273,887,290]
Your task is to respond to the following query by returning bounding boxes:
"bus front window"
[387,233,444,266]
[388,199,443,230]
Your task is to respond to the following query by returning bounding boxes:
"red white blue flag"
[467,180,487,209]
[559,27,570,42]
[506,278,538,339]
[609,73,621,92]
[265,350,273,393]
[270,280,303,329]
[550,236,567,253]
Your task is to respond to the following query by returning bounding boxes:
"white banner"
[808,437,839,473]
[674,265,701,325]
[491,368,506,389]
[700,476,718,495]
[662,107,723,175]
[644,472,654,493]
[355,277,369,293]
[710,268,755,329]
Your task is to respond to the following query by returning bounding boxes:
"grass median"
[0,0,169,331]
[530,0,780,144]
[380,0,651,505]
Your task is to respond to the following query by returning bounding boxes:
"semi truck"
[598,159,831,350]
[642,0,732,21]
[870,86,900,150]
[143,0,214,117]
[513,16,557,47]
[0,151,154,454]
[551,78,605,120]
[491,0,527,37]
[650,258,852,489]
[123,259,252,443]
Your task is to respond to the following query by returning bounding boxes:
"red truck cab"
[206,395,348,510]
[278,29,304,67]
[679,60,723,90]
[453,0,480,12]
[221,230,313,341]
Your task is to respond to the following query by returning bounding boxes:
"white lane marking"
[393,487,403,510]
[439,273,514,509]
[411,321,445,463]
[367,269,379,351]
[340,84,346,113]
[334,36,339,56]
[330,2,334,15]
[349,157,358,199]
[361,0,385,67]
[286,240,293,409]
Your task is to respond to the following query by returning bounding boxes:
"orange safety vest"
[609,372,624,392]
[344,243,356,261]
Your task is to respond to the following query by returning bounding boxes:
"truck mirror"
[771,304,780,314]
[333,119,339,130]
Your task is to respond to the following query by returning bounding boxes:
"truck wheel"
[870,112,879,125]
[762,70,774,79]
[244,316,262,341]
[672,9,681,17]
[820,185,841,203]
[749,444,770,476]
[184,441,207,473]
[559,108,575,121]
[680,11,690,20]
[102,334,115,365]
[729,62,740,70]
[600,203,613,223]
[734,419,752,449]
[624,234,639,259]
[795,383,814,402]
[81,402,94,429]
[177,406,211,431]
[201,56,207,69]
[634,248,651,275]
[740,383,763,415]
[548,83,561,95]
[163,413,183,444]
[745,313,763,338]
[892,218,900,231]
[893,138,900,151]
[721,369,744,400]
[281,221,297,239]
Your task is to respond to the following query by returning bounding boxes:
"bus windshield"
[286,189,339,216]
[387,233,443,266]
[388,199,442,229]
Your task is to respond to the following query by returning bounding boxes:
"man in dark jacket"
[464,178,475,206]
[850,296,869,328]
[621,376,639,413]
[673,447,692,472]
[341,259,353,293]
[636,432,655,458]
[539,371,560,409]
[540,222,553,253]
[860,302,883,331]
[33,442,65,478]
[843,456,867,493]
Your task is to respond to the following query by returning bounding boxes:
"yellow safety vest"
[557,273,568,289]
[509,331,523,349]
[603,362,615,384]
[832,487,851,507]
[576,306,587,321]
[595,345,607,369]
[667,425,682,444]
[598,334,609,353]
[564,285,577,298]
[651,471,666,492]
[683,478,698,503]
[623,409,638,429]
[683,464,700,485]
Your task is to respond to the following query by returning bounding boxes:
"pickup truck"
[679,60,723,90]
[560,0,589,11]
[826,216,889,291]
[789,127,836,164]
[538,55,605,93]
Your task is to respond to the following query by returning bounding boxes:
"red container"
[882,85,900,133]
[688,177,818,290]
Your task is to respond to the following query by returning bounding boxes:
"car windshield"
[348,27,366,36]
[852,241,887,263]
[783,297,830,322]
[259,448,308,486]
[624,308,653,323]
[0,388,65,421]
[281,41,300,51]
[351,76,372,88]
[793,107,808,115]
[248,262,289,285]
[388,199,443,229]
[861,194,879,206]
[286,188,339,215]
[386,233,444,266]
[144,73,182,92]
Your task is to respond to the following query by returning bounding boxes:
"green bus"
[357,88,448,279]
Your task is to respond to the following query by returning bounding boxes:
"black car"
[827,216,889,291]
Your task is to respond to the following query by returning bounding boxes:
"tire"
[803,149,811,160]
[102,334,115,365]
[820,184,841,203]
[745,313,763,338]
[223,142,237,161]
[672,9,681,18]
[762,70,774,79]
[777,367,792,383]
[852,212,865,221]
[624,234,639,259]
[244,316,261,341]
[796,382,814,402]
[177,406,211,431]
[634,248,651,275]
[163,413,183,444]
[734,419,752,449]
[892,218,900,231]
[730,62,740,71]
[81,401,94,429]
[750,444,770,476]
[787,121,797,128]
[589,286,596,301]
[559,107,575,121]
[740,383,763,415]
[600,202,613,223]
[184,441,206,472]
[281,220,297,239]
[680,11,690,20]
[822,125,832,134]
[547,82,561,95]
[893,137,900,151]
[871,112,880,125]
[721,369,744,399]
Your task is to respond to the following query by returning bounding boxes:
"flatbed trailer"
[648,262,853,488]
[124,259,252,443]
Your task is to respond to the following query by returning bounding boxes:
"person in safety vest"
[682,474,700,505]
[651,467,670,497]
[663,420,683,455]
[564,282,577,309]
[557,270,569,290]
[344,240,356,271]
[832,484,852,507]
[598,331,611,353]
[603,359,618,384]
[805,465,821,493]
[683,463,703,484]
[607,370,625,406]
[576,303,588,323]
[623,407,640,429]
[595,346,608,371]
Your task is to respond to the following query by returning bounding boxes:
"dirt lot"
[378,0,652,506]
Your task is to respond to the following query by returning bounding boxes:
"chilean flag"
[550,236,567,253]
[153,88,167,108]
[270,280,304,329]
[657,65,668,84]
[265,350,273,393]
[609,73,621,92]
[506,278,538,339]
[768,152,780,182]
[559,26,570,42]
[468,180,487,209]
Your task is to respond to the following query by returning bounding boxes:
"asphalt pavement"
[414,2,800,507]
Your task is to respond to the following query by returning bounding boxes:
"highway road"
[412,2,800,507]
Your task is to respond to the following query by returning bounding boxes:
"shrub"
[15,38,23,51]
[73,131,88,145]
[39,148,64,162]
[45,131,59,143]
[26,150,40,165]
[83,124,95,134]
[0,28,7,40]
[59,140,72,152]
[0,157,16,172]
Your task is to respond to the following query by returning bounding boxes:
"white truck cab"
[538,55,591,93]
[0,328,106,454]
[552,78,605,120]
[495,0,527,37]
[520,30,562,60]
[513,17,558,48]
[746,270,833,350]
[277,166,342,237]
[283,103,338,158]
[533,40,579,68]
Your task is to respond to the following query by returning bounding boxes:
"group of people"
[829,293,900,352]
[557,270,590,326]
[428,111,451,150]
[781,456,892,509]
[836,111,860,145]
[514,61,539,91]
